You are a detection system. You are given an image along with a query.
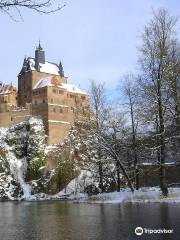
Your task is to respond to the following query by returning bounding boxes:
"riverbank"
[52,187,180,204]
[1,186,180,203]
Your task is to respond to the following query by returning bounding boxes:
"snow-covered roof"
[34,76,53,88]
[0,84,17,95]
[33,76,87,95]
[27,58,60,76]
[62,83,87,95]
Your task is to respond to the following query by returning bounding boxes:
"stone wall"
[48,122,70,145]
[139,164,180,187]
[0,104,32,128]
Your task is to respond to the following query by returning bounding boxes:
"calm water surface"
[0,201,179,240]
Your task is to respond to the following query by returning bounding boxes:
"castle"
[0,43,89,144]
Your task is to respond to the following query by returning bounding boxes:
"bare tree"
[121,73,140,190]
[100,109,134,192]
[89,80,108,192]
[138,8,179,196]
[0,0,66,20]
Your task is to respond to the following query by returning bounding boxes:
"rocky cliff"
[0,117,77,200]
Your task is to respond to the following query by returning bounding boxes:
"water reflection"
[0,201,179,240]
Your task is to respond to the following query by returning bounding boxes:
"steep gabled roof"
[28,58,60,75]
[19,57,60,76]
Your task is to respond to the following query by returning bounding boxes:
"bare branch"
[0,0,66,20]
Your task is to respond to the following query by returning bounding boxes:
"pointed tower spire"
[23,56,27,65]
[19,56,28,75]
[37,39,43,50]
[59,61,64,77]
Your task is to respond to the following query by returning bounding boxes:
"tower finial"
[37,39,43,50]
[59,61,64,77]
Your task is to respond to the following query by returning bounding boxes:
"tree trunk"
[135,165,139,190]
[157,78,168,196]
[98,161,104,192]
[117,158,134,193]
[116,160,121,192]
[129,95,139,190]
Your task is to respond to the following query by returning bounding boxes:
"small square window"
[81,96,86,100]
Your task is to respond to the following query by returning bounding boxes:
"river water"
[0,201,179,240]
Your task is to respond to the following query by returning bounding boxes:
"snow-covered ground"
[46,172,180,203]
[82,188,180,203]
[23,171,180,203]
[51,187,180,203]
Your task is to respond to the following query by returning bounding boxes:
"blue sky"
[1,0,180,93]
